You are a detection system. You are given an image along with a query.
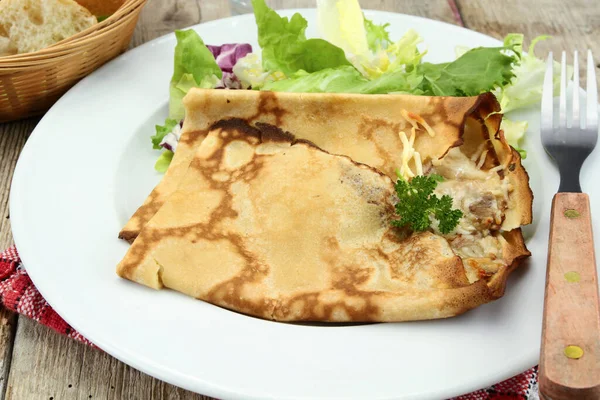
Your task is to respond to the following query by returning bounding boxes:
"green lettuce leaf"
[151,118,178,150]
[349,28,425,79]
[151,29,222,171]
[500,118,528,159]
[494,35,569,113]
[169,73,220,122]
[168,30,222,121]
[263,66,365,92]
[501,118,528,146]
[355,69,423,94]
[363,16,391,52]
[152,30,221,151]
[503,33,524,56]
[317,0,370,57]
[252,0,351,75]
[231,53,277,89]
[383,29,424,70]
[263,65,422,94]
[154,150,174,173]
[316,0,425,78]
[171,30,222,87]
[415,45,518,96]
[264,41,517,97]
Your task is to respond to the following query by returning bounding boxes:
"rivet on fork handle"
[539,193,600,400]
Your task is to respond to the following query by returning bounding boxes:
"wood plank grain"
[0,310,16,400]
[0,117,36,400]
[268,0,459,23]
[129,0,203,47]
[457,0,600,96]
[0,118,34,251]
[4,318,211,400]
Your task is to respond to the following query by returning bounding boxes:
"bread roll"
[0,36,17,56]
[0,0,97,55]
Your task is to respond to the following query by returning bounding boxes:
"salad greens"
[261,43,521,97]
[152,30,222,164]
[233,53,286,89]
[494,35,564,113]
[262,65,423,94]
[150,0,568,172]
[501,118,529,159]
[169,30,222,121]
[414,45,518,96]
[154,150,174,173]
[252,0,351,75]
[363,16,391,52]
[491,33,569,155]
[316,0,424,78]
[151,118,178,150]
[316,0,371,61]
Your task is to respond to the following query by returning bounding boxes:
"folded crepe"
[117,120,527,321]
[117,90,533,321]
[119,90,532,242]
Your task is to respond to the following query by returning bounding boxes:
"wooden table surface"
[0,0,598,398]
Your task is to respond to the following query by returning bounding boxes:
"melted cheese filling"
[395,111,511,283]
[430,147,512,283]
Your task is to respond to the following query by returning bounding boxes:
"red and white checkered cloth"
[0,245,539,399]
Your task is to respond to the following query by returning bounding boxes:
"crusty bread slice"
[0,0,97,55]
[0,36,17,56]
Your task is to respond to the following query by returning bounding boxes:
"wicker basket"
[0,0,147,123]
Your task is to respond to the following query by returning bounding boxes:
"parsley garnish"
[391,174,463,234]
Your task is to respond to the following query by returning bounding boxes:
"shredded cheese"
[397,129,426,180]
[395,110,438,179]
[476,150,488,169]
[419,119,436,137]
[414,152,423,176]
[470,142,487,162]
[401,109,437,137]
[488,164,504,173]
[400,109,418,130]
[398,131,415,179]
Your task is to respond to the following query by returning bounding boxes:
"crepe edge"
[119,91,507,242]
[117,119,529,322]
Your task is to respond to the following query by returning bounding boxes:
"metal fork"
[539,51,600,400]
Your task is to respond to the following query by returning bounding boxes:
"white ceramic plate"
[10,9,600,400]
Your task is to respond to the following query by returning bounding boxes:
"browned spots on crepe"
[117,119,528,322]
[248,91,287,126]
[120,91,521,241]
[117,91,534,322]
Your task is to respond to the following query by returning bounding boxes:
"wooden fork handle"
[539,193,600,400]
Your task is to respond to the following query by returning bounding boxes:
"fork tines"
[542,50,598,131]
